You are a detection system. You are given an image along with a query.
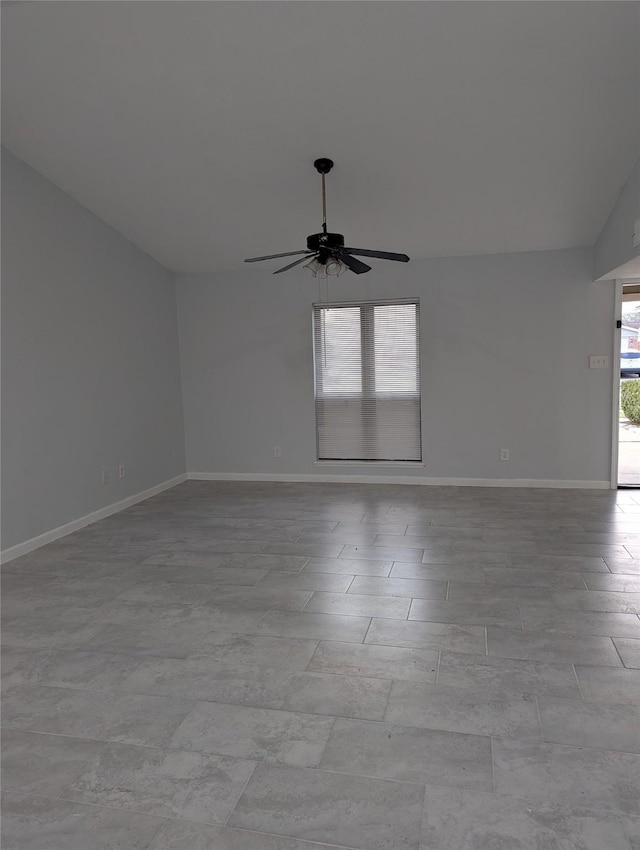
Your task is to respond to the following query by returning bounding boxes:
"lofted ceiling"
[2,1,639,274]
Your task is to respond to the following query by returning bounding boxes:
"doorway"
[617,284,640,487]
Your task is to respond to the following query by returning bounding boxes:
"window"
[313,300,421,461]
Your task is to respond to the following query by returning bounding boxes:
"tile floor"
[2,481,640,850]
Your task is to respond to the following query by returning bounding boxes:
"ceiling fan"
[244,158,410,276]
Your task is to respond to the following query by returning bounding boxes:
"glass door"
[618,287,640,487]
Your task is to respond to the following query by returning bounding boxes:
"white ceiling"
[2,1,639,274]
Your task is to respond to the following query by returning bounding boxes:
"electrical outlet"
[102,469,110,485]
[500,449,509,461]
[273,447,282,458]
[118,464,126,479]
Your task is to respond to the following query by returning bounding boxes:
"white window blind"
[313,300,421,461]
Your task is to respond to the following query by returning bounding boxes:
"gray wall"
[594,156,640,280]
[1,148,186,551]
[177,246,614,485]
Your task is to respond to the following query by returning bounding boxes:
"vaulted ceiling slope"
[2,1,639,274]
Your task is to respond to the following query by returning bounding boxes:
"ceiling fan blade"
[344,247,410,263]
[244,250,310,263]
[340,253,372,275]
[273,254,317,275]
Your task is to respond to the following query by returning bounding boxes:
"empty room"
[2,2,640,849]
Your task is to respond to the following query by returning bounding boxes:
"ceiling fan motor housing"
[307,232,345,254]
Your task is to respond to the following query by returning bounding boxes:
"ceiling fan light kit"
[244,158,410,276]
[304,255,347,279]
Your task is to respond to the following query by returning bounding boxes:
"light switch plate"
[589,355,609,369]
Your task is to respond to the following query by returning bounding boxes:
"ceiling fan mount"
[244,158,410,276]
[313,157,334,175]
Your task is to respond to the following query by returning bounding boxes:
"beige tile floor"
[2,481,640,850]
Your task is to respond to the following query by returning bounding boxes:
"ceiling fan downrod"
[314,158,333,236]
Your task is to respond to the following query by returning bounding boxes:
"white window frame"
[312,298,422,464]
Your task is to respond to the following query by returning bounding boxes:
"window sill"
[313,461,425,468]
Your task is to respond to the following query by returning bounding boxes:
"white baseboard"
[1,473,188,564]
[188,472,611,489]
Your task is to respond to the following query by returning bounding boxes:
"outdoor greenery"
[621,379,640,425]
